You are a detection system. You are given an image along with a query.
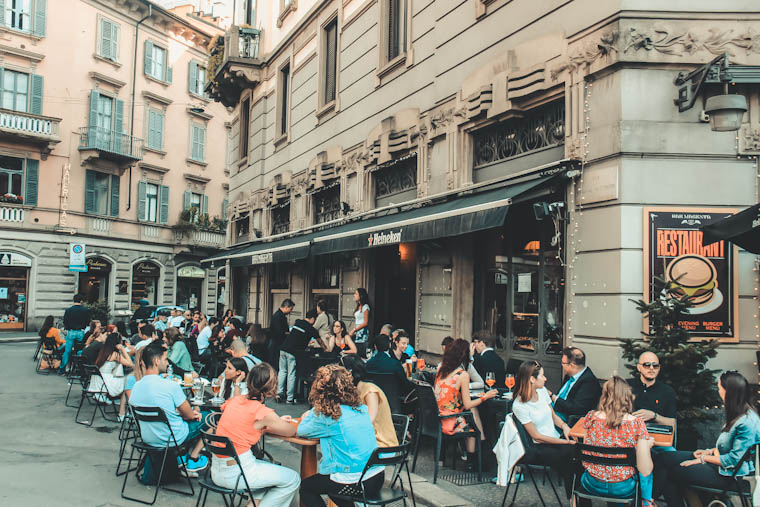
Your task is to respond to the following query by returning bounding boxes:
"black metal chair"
[65,355,86,408]
[75,364,120,426]
[331,443,415,506]
[196,431,260,507]
[36,336,62,374]
[500,414,564,507]
[690,444,757,507]
[393,413,411,445]
[117,407,139,476]
[410,384,481,484]
[121,405,196,505]
[32,336,43,362]
[570,443,639,506]
[367,372,403,414]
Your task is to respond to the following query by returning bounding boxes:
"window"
[0,156,23,195]
[2,70,27,112]
[385,0,407,62]
[374,154,417,206]
[239,97,250,160]
[138,181,169,224]
[322,18,338,106]
[190,122,206,162]
[146,108,164,151]
[313,184,340,224]
[144,182,158,222]
[271,203,290,235]
[277,64,290,138]
[190,192,201,211]
[234,212,249,243]
[188,60,206,96]
[84,170,120,217]
[2,0,44,36]
[144,41,171,82]
[98,16,120,62]
[243,0,255,25]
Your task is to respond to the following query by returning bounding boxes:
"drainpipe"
[127,4,152,211]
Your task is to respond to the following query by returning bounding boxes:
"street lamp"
[674,53,758,132]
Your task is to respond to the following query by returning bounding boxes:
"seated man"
[133,323,157,351]
[471,330,506,387]
[228,338,262,370]
[366,334,413,395]
[628,351,676,451]
[153,311,169,332]
[277,309,320,403]
[128,343,208,474]
[549,346,602,423]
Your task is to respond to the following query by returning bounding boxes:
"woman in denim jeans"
[578,376,655,507]
[297,364,381,507]
[656,371,760,506]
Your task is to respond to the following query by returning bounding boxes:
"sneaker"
[286,399,296,404]
[179,454,209,473]
[275,395,284,404]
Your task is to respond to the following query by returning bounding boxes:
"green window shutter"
[183,190,191,211]
[221,198,228,219]
[25,159,38,206]
[188,60,198,94]
[30,74,43,115]
[84,170,96,214]
[147,109,163,150]
[193,125,206,161]
[137,181,147,221]
[0,2,5,28]
[201,194,208,216]
[110,174,119,217]
[159,185,170,224]
[144,40,154,76]
[111,22,120,62]
[156,110,164,149]
[33,0,46,37]
[88,90,99,128]
[99,18,112,59]
[166,65,173,83]
[113,98,124,133]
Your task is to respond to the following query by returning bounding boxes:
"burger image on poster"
[664,254,723,315]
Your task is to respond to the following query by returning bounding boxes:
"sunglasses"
[639,362,660,369]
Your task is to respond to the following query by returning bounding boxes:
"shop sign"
[0,287,7,299]
[178,266,206,278]
[251,252,273,265]
[643,207,739,341]
[86,257,111,274]
[134,261,160,277]
[367,228,403,247]
[17,293,25,303]
[69,243,87,272]
[0,252,32,267]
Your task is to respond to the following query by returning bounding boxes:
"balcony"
[78,126,143,166]
[0,204,24,224]
[0,108,61,158]
[206,26,263,108]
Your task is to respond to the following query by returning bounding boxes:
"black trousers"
[655,450,743,506]
[300,471,385,507]
[529,443,576,498]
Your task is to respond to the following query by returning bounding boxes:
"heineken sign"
[367,228,402,247]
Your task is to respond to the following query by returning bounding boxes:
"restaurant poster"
[643,207,739,341]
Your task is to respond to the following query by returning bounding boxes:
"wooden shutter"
[159,185,170,224]
[88,90,99,129]
[324,20,337,104]
[144,40,154,76]
[188,60,198,94]
[33,0,46,37]
[25,158,38,206]
[198,125,205,161]
[30,74,43,115]
[148,109,163,150]
[100,18,112,60]
[111,22,120,62]
[201,194,208,216]
[183,190,192,211]
[137,181,147,221]
[166,65,172,83]
[110,174,120,217]
[85,170,96,214]
[113,98,124,133]
[221,198,228,220]
[0,2,5,28]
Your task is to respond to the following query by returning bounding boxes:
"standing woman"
[349,288,371,358]
[657,371,760,506]
[511,359,576,498]
[324,320,356,356]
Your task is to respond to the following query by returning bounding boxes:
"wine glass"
[191,378,202,403]
[211,378,222,403]
[485,372,495,390]
[505,373,515,393]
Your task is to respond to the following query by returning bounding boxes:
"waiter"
[59,294,91,374]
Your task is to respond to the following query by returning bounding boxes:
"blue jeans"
[581,471,653,506]
[60,329,85,371]
[277,351,296,402]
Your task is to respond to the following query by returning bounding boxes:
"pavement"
[5,341,562,507]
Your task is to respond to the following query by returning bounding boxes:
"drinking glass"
[211,378,222,403]
[505,373,515,393]
[417,358,425,371]
[191,378,202,403]
[485,372,496,390]
[183,372,193,386]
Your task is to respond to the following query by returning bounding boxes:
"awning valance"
[701,203,760,254]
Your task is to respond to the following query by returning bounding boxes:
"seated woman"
[579,376,655,506]
[246,322,269,362]
[323,320,356,356]
[341,355,399,447]
[165,327,194,376]
[89,332,133,420]
[298,364,382,507]
[434,338,497,468]
[39,315,64,349]
[511,359,575,498]
[657,371,760,506]
[218,357,250,401]
[213,363,301,507]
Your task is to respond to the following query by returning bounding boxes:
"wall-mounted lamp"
[674,53,758,132]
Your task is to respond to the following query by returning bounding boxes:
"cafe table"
[568,418,675,447]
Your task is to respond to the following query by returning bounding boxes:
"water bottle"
[167,363,173,379]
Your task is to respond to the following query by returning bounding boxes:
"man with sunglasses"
[628,351,676,430]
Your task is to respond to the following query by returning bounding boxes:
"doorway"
[373,243,417,343]
[79,257,111,305]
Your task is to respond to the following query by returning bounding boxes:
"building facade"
[0,0,231,332]
[205,0,760,386]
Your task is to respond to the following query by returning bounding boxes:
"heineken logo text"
[368,229,402,246]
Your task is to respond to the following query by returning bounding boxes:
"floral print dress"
[582,411,649,482]
[434,368,470,435]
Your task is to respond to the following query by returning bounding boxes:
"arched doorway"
[131,261,161,309]
[78,256,112,305]
[0,251,32,331]
[176,264,205,310]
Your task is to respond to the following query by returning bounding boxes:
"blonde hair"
[597,376,634,428]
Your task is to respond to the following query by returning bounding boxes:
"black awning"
[203,171,566,267]
[701,203,760,254]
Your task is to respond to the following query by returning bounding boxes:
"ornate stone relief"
[623,26,760,56]
[740,125,760,155]
[550,31,619,81]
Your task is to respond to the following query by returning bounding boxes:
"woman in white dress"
[90,332,133,420]
[349,288,371,358]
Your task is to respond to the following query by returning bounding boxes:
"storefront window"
[177,265,205,310]
[271,203,290,235]
[312,255,340,322]
[78,256,111,304]
[0,257,29,330]
[216,268,226,318]
[131,261,160,310]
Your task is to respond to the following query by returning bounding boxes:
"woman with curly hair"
[297,364,381,507]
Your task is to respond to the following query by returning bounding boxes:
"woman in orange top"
[39,315,64,349]
[212,363,301,507]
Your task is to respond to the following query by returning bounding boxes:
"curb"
[0,337,37,343]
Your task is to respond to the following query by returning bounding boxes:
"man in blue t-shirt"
[129,343,208,473]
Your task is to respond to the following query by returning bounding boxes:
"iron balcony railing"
[78,126,143,160]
